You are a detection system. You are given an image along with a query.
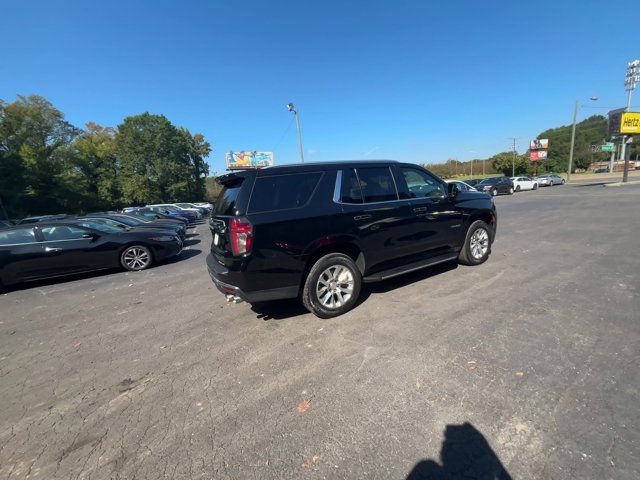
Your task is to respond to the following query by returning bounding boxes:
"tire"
[533,183,538,190]
[302,253,362,318]
[458,220,492,266]
[515,185,521,192]
[491,188,498,196]
[120,245,153,271]
[561,179,566,185]
[508,187,514,195]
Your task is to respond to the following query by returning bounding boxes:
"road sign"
[620,112,640,134]
[601,144,615,152]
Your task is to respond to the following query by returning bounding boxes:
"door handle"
[413,206,429,213]
[354,214,372,221]
[44,247,62,253]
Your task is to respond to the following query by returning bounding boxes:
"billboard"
[608,108,626,136]
[530,150,548,161]
[530,139,548,150]
[226,151,274,170]
[620,112,640,134]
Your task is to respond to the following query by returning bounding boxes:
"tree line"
[0,95,210,219]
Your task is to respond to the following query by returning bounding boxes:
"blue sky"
[2,0,636,173]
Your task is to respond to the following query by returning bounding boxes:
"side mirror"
[448,182,459,197]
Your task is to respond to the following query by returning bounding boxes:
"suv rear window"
[0,228,36,245]
[355,167,398,203]
[214,177,245,215]
[248,172,322,213]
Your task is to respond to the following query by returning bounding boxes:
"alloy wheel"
[316,265,355,309]
[469,228,489,260]
[123,247,150,270]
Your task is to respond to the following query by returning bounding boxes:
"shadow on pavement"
[251,261,459,320]
[250,299,309,320]
[406,422,512,480]
[183,238,201,247]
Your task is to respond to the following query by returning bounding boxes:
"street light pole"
[286,103,304,163]
[567,96,598,182]
[567,100,579,183]
[622,60,639,182]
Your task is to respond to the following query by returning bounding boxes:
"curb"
[603,180,640,187]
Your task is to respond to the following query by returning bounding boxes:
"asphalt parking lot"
[1,185,639,480]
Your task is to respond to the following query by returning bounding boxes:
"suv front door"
[395,166,463,256]
[337,167,415,271]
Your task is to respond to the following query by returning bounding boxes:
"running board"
[363,253,458,283]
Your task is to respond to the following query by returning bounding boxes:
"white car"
[193,202,213,209]
[510,176,538,191]
[445,180,478,192]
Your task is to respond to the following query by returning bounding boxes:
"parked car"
[510,176,538,191]
[175,202,211,215]
[206,161,497,318]
[535,174,565,186]
[465,179,482,187]
[474,177,514,196]
[193,202,213,210]
[144,206,197,223]
[126,208,190,225]
[0,220,182,287]
[78,213,186,240]
[149,204,203,220]
[16,214,69,225]
[445,180,478,192]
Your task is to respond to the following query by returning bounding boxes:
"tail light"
[230,217,253,255]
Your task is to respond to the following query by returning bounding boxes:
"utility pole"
[286,103,304,163]
[508,138,518,177]
[567,100,579,183]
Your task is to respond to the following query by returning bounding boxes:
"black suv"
[206,161,497,318]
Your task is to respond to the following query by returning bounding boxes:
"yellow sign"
[620,112,640,134]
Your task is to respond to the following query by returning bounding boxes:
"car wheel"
[561,179,566,185]
[491,188,498,196]
[533,183,538,190]
[515,185,521,192]
[458,220,492,266]
[302,253,362,318]
[120,245,153,271]
[509,187,514,195]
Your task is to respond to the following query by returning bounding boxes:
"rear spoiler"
[216,171,253,187]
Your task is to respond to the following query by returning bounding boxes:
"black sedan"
[0,220,182,287]
[80,213,187,239]
[475,176,514,196]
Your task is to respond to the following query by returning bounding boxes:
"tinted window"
[478,178,498,185]
[400,168,444,199]
[248,172,322,213]
[74,221,122,234]
[341,169,363,203]
[214,178,244,215]
[0,228,36,245]
[456,182,469,191]
[357,167,398,203]
[40,225,87,241]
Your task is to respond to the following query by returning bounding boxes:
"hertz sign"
[620,112,640,134]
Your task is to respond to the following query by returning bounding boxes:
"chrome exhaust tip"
[225,294,243,304]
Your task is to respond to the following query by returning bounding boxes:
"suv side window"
[341,169,363,203]
[248,172,322,213]
[399,167,445,199]
[355,167,398,203]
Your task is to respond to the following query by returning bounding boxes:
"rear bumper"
[206,253,298,303]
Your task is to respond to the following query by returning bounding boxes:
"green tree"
[181,130,211,201]
[0,95,81,216]
[490,151,531,176]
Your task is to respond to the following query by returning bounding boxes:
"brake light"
[230,217,253,255]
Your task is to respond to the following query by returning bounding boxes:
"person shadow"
[406,423,512,480]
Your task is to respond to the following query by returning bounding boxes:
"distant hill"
[536,115,609,172]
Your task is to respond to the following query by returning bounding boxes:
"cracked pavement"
[1,185,639,479]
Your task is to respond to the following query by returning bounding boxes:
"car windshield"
[72,220,122,234]
[477,178,498,185]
